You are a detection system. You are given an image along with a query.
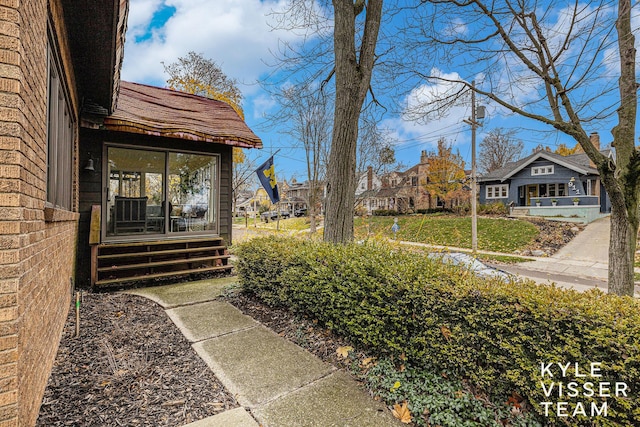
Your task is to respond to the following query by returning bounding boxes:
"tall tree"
[164,52,250,215]
[324,0,383,243]
[403,0,637,295]
[270,83,332,233]
[163,51,243,115]
[478,128,524,173]
[423,138,467,208]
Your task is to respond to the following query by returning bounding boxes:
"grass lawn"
[355,215,539,253]
[235,216,313,231]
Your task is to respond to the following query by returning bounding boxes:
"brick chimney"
[420,150,428,164]
[367,166,373,190]
[590,132,600,150]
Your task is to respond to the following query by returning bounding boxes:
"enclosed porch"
[77,82,262,287]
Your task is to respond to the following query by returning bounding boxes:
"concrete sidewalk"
[127,277,401,427]
[400,216,640,295]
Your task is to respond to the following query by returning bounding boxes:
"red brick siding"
[0,1,79,425]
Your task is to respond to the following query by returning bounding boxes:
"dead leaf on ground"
[392,401,412,424]
[361,357,375,367]
[336,346,354,359]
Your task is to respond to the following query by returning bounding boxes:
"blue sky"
[121,0,636,181]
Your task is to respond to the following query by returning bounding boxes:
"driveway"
[553,216,610,262]
[500,216,626,293]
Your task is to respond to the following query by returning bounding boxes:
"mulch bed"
[36,292,239,427]
[521,217,583,255]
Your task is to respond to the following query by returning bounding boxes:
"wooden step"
[91,237,232,288]
[99,237,224,249]
[97,255,231,272]
[95,265,233,286]
[97,246,226,260]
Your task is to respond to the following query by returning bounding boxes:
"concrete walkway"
[127,277,402,427]
[505,216,614,292]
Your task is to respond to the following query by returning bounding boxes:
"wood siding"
[76,128,233,287]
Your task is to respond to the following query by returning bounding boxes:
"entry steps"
[92,237,232,288]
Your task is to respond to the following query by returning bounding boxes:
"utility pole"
[464,81,483,253]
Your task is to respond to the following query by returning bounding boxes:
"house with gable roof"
[478,133,611,221]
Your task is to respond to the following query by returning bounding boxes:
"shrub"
[236,237,640,425]
[478,202,509,215]
[416,208,450,215]
[451,203,470,216]
[372,209,398,216]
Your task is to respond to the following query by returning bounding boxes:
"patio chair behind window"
[114,196,147,234]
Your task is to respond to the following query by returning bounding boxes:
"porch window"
[106,146,219,238]
[168,152,218,234]
[532,165,554,176]
[486,184,508,199]
[547,183,566,197]
[46,44,75,210]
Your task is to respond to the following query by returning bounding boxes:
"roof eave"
[63,0,128,114]
[102,120,263,149]
[502,152,590,180]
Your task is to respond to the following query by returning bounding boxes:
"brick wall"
[0,1,79,426]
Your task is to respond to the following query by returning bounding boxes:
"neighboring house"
[2,2,261,425]
[478,133,611,218]
[357,159,430,214]
[355,166,382,214]
[355,166,382,196]
[235,187,270,217]
[358,151,458,214]
[280,179,324,215]
[233,189,255,216]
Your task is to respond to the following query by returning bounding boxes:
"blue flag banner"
[256,156,280,204]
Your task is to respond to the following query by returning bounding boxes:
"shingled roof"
[103,81,262,148]
[478,149,609,182]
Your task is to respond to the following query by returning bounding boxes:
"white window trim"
[486,184,509,199]
[532,165,554,176]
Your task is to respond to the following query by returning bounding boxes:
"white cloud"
[382,69,473,150]
[126,0,165,36]
[122,0,306,92]
[250,93,277,120]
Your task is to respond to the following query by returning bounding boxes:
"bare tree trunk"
[308,180,317,234]
[608,204,637,295]
[606,0,638,296]
[324,0,383,243]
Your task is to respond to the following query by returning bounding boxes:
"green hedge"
[236,237,640,425]
[372,209,401,216]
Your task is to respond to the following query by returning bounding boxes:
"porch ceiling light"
[84,157,95,171]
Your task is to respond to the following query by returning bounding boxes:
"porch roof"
[103,82,263,149]
[479,150,603,182]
